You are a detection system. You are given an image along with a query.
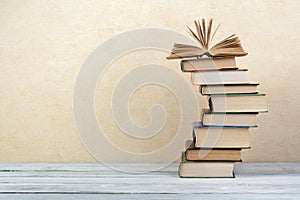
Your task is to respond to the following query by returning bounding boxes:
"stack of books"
[167,19,267,178]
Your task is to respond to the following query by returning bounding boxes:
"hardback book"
[179,162,235,178]
[186,148,242,161]
[201,109,258,127]
[193,123,250,148]
[180,57,236,72]
[179,153,235,178]
[191,69,248,85]
[167,19,247,59]
[209,93,267,113]
[200,82,259,95]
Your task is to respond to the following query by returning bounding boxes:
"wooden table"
[0,162,299,199]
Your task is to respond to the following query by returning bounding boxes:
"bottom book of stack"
[179,148,241,178]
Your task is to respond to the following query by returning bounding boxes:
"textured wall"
[0,0,299,162]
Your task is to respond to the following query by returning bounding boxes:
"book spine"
[180,60,185,72]
[182,152,188,162]
[201,111,206,124]
[208,97,213,111]
[178,163,183,178]
[199,86,204,95]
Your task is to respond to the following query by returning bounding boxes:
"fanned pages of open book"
[167,19,248,59]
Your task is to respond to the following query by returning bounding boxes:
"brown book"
[180,57,236,72]
[200,83,259,95]
[194,125,250,148]
[186,148,241,161]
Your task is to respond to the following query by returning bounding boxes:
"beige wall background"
[0,0,299,162]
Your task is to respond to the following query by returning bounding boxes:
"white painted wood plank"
[1,194,300,200]
[0,183,299,194]
[0,162,299,197]
[0,176,299,194]
[0,162,179,172]
[0,162,299,172]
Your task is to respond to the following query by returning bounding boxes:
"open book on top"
[167,19,247,59]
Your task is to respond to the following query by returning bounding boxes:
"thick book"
[179,162,235,178]
[191,69,248,85]
[180,57,236,72]
[193,123,250,148]
[179,153,235,178]
[200,82,259,95]
[209,93,267,113]
[186,148,242,161]
[201,109,258,127]
[167,18,247,59]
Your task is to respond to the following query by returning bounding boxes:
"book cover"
[179,152,235,178]
[180,57,237,72]
[209,93,267,113]
[193,122,251,148]
[191,69,248,85]
[200,82,259,95]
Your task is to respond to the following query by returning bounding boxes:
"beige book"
[209,94,267,113]
[180,57,236,72]
[167,18,247,59]
[202,112,258,127]
[191,69,248,85]
[179,162,234,178]
[194,127,250,148]
[200,83,259,95]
